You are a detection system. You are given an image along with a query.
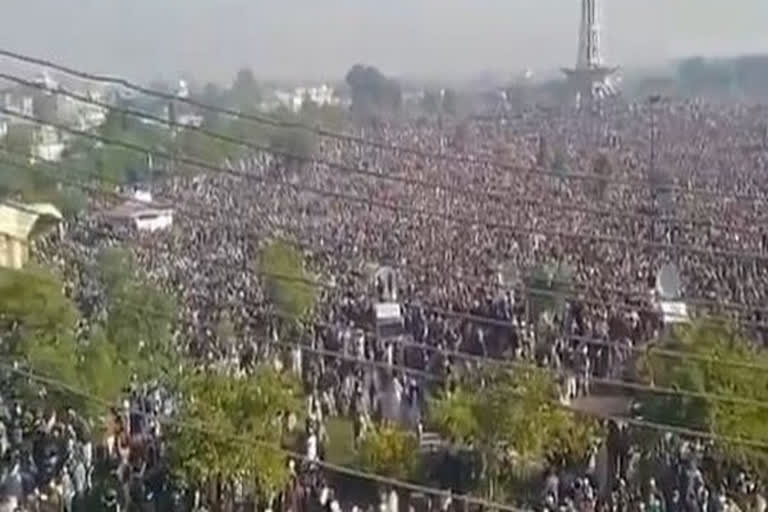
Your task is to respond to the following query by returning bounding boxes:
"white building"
[32,126,65,162]
[104,191,174,232]
[274,84,340,113]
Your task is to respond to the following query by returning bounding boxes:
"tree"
[98,247,177,379]
[230,68,262,113]
[429,368,598,500]
[638,319,768,471]
[169,366,303,509]
[345,64,402,118]
[0,265,125,420]
[357,425,420,480]
[2,124,36,156]
[0,265,78,350]
[259,240,316,327]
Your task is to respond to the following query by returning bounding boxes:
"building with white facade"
[274,84,340,112]
[104,191,174,232]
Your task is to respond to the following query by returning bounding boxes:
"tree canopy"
[259,239,316,326]
[638,319,768,470]
[429,368,598,499]
[170,365,303,501]
[0,264,131,421]
[357,424,420,480]
[345,64,402,118]
[98,247,178,379]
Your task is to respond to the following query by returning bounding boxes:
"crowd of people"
[8,95,768,510]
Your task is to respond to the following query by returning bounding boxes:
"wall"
[134,212,173,232]
[0,234,28,269]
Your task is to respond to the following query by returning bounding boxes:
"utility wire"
[3,154,768,374]
[4,106,768,273]
[4,195,766,418]
[0,48,685,191]
[0,359,528,512]
[4,334,768,462]
[0,70,762,240]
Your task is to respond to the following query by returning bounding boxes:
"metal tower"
[562,0,618,101]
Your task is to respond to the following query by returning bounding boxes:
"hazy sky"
[2,0,768,83]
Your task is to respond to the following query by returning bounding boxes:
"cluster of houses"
[0,71,345,271]
[0,189,174,271]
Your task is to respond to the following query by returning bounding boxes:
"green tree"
[98,247,177,378]
[170,366,303,509]
[259,240,316,327]
[0,266,123,420]
[0,265,78,349]
[429,368,597,500]
[0,158,87,218]
[2,124,36,156]
[357,424,421,480]
[638,319,768,470]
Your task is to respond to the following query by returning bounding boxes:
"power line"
[0,70,761,241]
[4,153,768,373]
[4,201,765,418]
[4,332,768,463]
[0,360,527,512]
[0,48,672,191]
[4,106,768,276]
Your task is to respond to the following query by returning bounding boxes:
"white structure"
[561,0,618,101]
[32,126,65,162]
[104,191,174,232]
[274,84,340,113]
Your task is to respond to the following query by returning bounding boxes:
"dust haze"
[1,0,768,82]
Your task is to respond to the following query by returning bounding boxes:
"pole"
[649,98,656,179]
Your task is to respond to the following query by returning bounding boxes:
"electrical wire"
[3,154,768,374]
[0,70,763,242]
[0,359,528,511]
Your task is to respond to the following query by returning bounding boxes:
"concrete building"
[0,202,62,269]
[104,191,174,232]
[274,84,340,112]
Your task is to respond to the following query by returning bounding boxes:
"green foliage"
[98,247,177,378]
[0,265,78,347]
[170,366,303,497]
[1,124,36,156]
[66,111,172,185]
[0,158,87,218]
[357,425,420,480]
[0,266,119,421]
[0,250,176,425]
[428,387,479,443]
[429,368,598,498]
[638,319,768,469]
[259,240,316,325]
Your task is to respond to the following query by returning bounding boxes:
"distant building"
[32,126,65,162]
[274,84,340,112]
[0,202,62,269]
[104,191,174,232]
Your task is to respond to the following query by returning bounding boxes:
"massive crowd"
[5,96,768,511]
